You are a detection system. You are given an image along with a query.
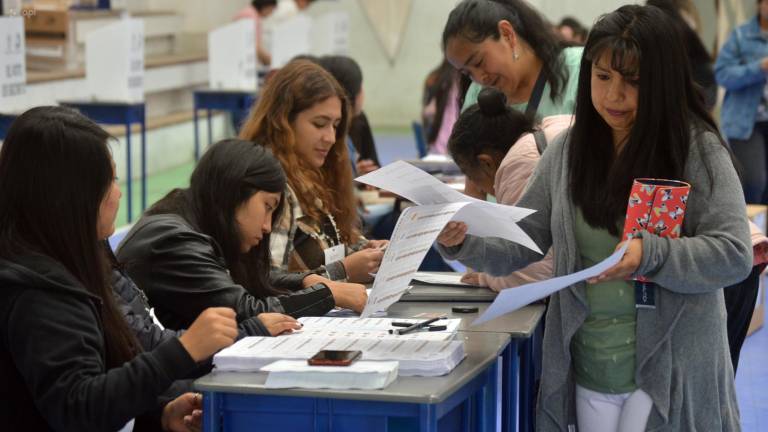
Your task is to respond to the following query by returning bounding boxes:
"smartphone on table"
[307,350,362,366]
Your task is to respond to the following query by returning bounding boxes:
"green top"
[571,208,637,394]
[462,46,583,119]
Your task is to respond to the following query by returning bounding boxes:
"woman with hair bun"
[448,87,570,289]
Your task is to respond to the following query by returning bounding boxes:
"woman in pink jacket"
[448,87,572,290]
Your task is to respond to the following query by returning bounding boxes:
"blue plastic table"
[386,300,545,432]
[195,332,509,432]
[193,89,257,160]
[59,101,146,223]
[0,113,17,140]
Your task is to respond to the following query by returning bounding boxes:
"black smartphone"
[307,350,362,366]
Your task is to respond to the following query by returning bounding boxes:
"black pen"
[389,315,447,335]
[391,322,448,331]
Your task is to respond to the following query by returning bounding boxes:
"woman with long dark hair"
[442,0,581,118]
[438,5,750,430]
[0,106,239,431]
[240,60,386,284]
[118,139,366,331]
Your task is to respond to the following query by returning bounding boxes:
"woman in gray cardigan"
[439,5,752,431]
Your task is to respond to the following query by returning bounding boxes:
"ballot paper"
[356,160,536,222]
[213,336,465,376]
[355,161,541,317]
[411,272,478,287]
[473,243,630,325]
[263,360,398,390]
[296,316,461,341]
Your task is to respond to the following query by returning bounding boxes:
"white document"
[297,316,461,341]
[0,16,26,104]
[356,160,538,227]
[473,243,630,325]
[412,272,475,287]
[263,360,398,390]
[361,202,471,317]
[208,20,258,91]
[85,18,144,102]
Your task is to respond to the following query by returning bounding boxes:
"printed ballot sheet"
[356,160,536,221]
[356,161,541,317]
[213,335,465,376]
[296,316,461,341]
[362,202,469,317]
[473,243,630,325]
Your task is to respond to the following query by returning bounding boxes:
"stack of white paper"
[213,336,465,376]
[296,316,461,341]
[263,360,398,390]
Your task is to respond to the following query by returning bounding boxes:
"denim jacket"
[715,16,768,140]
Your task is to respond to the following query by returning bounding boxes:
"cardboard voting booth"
[0,16,26,104]
[85,18,144,103]
[311,11,350,57]
[208,20,258,91]
[270,12,349,68]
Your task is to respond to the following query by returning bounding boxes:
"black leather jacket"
[110,265,270,343]
[116,214,336,330]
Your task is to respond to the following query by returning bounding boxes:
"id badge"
[634,281,656,309]
[324,244,345,265]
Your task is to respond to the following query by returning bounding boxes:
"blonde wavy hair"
[239,59,360,243]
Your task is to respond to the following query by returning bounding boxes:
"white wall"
[141,0,754,128]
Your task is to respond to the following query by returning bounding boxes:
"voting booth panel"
[85,18,144,103]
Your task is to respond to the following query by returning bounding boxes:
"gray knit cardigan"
[440,127,752,431]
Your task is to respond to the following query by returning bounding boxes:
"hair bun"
[477,87,507,117]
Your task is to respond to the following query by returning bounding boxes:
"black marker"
[389,315,447,335]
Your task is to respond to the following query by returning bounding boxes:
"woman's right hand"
[437,222,468,248]
[342,248,384,283]
[460,271,482,286]
[179,307,238,362]
[256,313,302,336]
[325,281,368,312]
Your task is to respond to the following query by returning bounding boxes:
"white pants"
[575,385,653,432]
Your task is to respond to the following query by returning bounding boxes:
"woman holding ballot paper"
[118,139,367,330]
[438,5,751,431]
[240,60,387,284]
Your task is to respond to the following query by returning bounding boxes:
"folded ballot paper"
[355,161,540,317]
[262,360,399,390]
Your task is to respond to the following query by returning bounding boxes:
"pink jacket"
[478,115,573,291]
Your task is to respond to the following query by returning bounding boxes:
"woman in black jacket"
[117,139,367,331]
[0,106,242,431]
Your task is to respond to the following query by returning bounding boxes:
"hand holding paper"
[586,238,643,284]
[473,242,630,325]
[437,221,469,248]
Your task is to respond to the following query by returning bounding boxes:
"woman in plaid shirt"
[240,60,387,283]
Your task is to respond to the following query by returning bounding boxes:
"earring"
[513,50,519,61]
